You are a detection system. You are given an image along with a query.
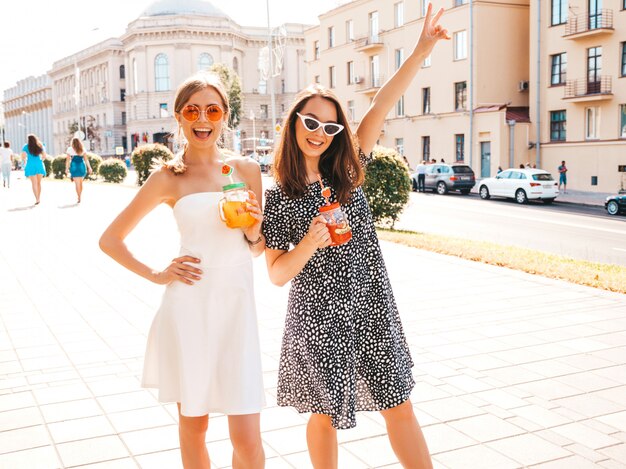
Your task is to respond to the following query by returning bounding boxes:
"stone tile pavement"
[1,175,626,468]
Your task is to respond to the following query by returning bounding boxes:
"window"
[132,59,138,93]
[328,27,335,48]
[370,55,380,87]
[585,107,599,139]
[233,57,239,74]
[395,138,404,155]
[420,0,428,17]
[347,100,355,122]
[621,42,626,76]
[260,104,268,119]
[347,61,355,84]
[395,2,404,27]
[396,95,405,117]
[160,103,168,118]
[550,53,567,85]
[121,111,126,125]
[588,46,602,93]
[423,54,431,67]
[120,89,125,102]
[198,53,214,71]
[455,0,468,5]
[454,31,467,60]
[315,75,320,84]
[422,87,431,114]
[314,41,320,60]
[154,54,170,91]
[620,104,626,137]
[551,0,567,25]
[119,65,125,79]
[369,11,379,42]
[455,134,465,161]
[422,136,430,160]
[329,66,336,88]
[395,48,405,70]
[550,110,566,141]
[455,81,467,111]
[346,20,354,42]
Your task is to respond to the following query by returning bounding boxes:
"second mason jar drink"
[218,182,256,229]
[319,202,352,246]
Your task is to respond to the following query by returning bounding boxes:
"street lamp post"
[250,110,256,157]
[266,0,277,141]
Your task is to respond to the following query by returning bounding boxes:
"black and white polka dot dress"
[263,151,415,429]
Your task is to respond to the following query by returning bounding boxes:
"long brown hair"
[27,134,43,156]
[273,84,362,204]
[71,137,84,155]
[162,72,230,174]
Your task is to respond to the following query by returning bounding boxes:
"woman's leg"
[380,400,432,469]
[177,404,210,469]
[75,177,83,202]
[307,414,338,469]
[35,174,43,202]
[228,413,264,469]
[28,176,38,203]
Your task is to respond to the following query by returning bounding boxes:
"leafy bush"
[362,145,411,228]
[42,156,52,178]
[131,144,174,186]
[99,158,127,183]
[84,153,102,180]
[52,155,68,179]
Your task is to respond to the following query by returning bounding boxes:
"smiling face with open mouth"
[176,86,227,150]
[295,96,339,159]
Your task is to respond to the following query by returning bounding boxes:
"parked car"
[605,193,626,216]
[478,168,559,204]
[411,163,476,195]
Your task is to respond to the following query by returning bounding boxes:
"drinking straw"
[317,173,331,206]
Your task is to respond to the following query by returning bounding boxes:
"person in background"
[65,137,92,203]
[22,134,47,204]
[497,166,503,174]
[558,160,568,193]
[0,141,14,188]
[416,160,427,192]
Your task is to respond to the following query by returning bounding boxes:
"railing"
[354,35,384,49]
[565,9,613,36]
[357,74,385,91]
[564,76,612,99]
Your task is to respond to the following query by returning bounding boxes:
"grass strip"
[377,228,626,294]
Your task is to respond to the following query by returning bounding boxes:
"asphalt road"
[394,191,626,266]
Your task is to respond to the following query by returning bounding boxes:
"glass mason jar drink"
[218,182,256,229]
[319,202,352,246]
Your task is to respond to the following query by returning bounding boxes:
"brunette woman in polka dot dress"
[262,6,449,468]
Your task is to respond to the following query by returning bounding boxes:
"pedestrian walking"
[99,72,265,469]
[262,4,448,468]
[22,134,47,204]
[416,160,427,192]
[0,141,14,188]
[558,160,568,193]
[65,137,92,203]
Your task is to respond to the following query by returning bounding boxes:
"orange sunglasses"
[180,104,224,122]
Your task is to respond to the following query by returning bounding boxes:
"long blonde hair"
[163,72,230,174]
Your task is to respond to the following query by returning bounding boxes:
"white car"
[478,168,559,204]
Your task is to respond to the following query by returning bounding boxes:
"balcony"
[356,74,385,95]
[564,10,613,39]
[354,35,384,53]
[563,76,613,102]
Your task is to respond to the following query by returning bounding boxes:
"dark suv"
[411,164,476,195]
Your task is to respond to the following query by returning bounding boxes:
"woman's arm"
[265,215,331,286]
[65,154,71,173]
[85,154,93,174]
[238,158,265,257]
[356,4,449,155]
[99,169,202,285]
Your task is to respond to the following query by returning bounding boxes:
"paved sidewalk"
[1,178,626,468]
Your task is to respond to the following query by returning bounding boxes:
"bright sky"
[0,0,346,95]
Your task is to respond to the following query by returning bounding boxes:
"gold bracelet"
[245,234,263,246]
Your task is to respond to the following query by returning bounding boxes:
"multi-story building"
[306,0,532,178]
[530,0,626,192]
[44,0,306,158]
[3,75,54,154]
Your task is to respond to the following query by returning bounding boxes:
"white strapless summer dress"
[142,192,265,416]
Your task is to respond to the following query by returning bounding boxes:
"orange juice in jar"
[319,202,352,246]
[219,183,256,229]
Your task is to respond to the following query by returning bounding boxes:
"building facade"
[3,75,54,154]
[306,0,532,179]
[44,0,306,158]
[530,0,626,193]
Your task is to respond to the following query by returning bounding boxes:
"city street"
[395,191,626,266]
[1,175,626,468]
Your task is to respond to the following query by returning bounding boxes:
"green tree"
[362,145,411,228]
[208,63,243,129]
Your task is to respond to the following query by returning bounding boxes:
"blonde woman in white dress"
[99,72,266,469]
